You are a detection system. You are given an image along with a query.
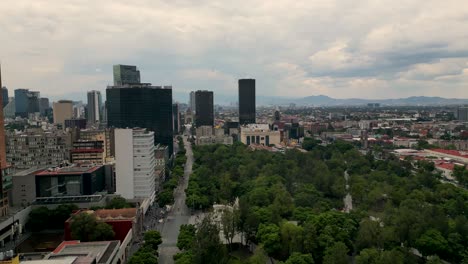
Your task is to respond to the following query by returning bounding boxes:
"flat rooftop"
[36,165,102,176]
[49,240,120,264]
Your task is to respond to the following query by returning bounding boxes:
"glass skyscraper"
[113,65,141,85]
[238,79,256,125]
[106,84,174,155]
[195,90,214,127]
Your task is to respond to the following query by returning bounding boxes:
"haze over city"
[1,0,468,102]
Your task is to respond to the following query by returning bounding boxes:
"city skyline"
[1,1,468,101]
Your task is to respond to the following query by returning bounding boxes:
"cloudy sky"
[1,0,468,103]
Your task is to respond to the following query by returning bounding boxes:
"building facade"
[195,90,214,128]
[65,118,87,129]
[35,165,106,197]
[6,130,72,169]
[113,65,141,85]
[238,79,256,125]
[1,87,8,108]
[71,140,105,164]
[107,84,173,155]
[115,129,156,201]
[87,90,102,124]
[240,124,281,146]
[173,103,180,134]
[53,100,74,127]
[0,66,10,216]
[14,89,40,117]
[189,91,196,113]
[79,129,114,160]
[458,107,468,121]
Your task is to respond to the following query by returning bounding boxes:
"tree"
[106,196,131,209]
[285,252,314,264]
[128,249,158,264]
[28,206,51,231]
[144,230,162,251]
[177,225,196,250]
[70,212,115,242]
[221,207,240,250]
[356,219,383,250]
[257,223,281,257]
[280,222,304,257]
[247,246,269,264]
[415,229,449,257]
[322,242,348,264]
[90,222,115,241]
[192,215,227,264]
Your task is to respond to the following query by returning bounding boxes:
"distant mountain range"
[50,91,468,107]
[255,95,468,107]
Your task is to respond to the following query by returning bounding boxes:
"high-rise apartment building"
[173,103,180,134]
[189,91,196,113]
[14,89,40,117]
[195,90,214,127]
[5,130,72,169]
[115,129,156,202]
[113,65,141,85]
[457,107,468,121]
[39,97,50,116]
[53,100,74,127]
[107,84,173,154]
[0,65,10,216]
[1,87,8,108]
[238,79,256,125]
[87,90,102,124]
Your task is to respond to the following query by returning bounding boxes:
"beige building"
[240,124,281,146]
[53,100,73,127]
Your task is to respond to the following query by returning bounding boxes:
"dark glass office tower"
[1,87,8,108]
[113,65,141,85]
[106,84,174,154]
[195,90,214,127]
[238,79,256,125]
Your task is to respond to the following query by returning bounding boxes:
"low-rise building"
[240,124,281,146]
[35,164,106,198]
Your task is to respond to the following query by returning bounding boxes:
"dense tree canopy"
[182,141,468,263]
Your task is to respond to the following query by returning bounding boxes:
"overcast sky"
[1,0,468,102]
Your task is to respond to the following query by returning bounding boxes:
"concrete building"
[39,97,50,116]
[79,129,114,160]
[1,87,8,108]
[87,90,102,124]
[5,130,72,169]
[23,239,125,264]
[113,64,141,85]
[3,98,15,119]
[35,164,106,198]
[53,100,73,127]
[115,129,156,202]
[64,118,87,129]
[173,103,181,134]
[0,66,10,217]
[71,140,105,164]
[457,106,468,121]
[240,124,281,146]
[189,91,196,113]
[11,167,47,207]
[196,125,214,137]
